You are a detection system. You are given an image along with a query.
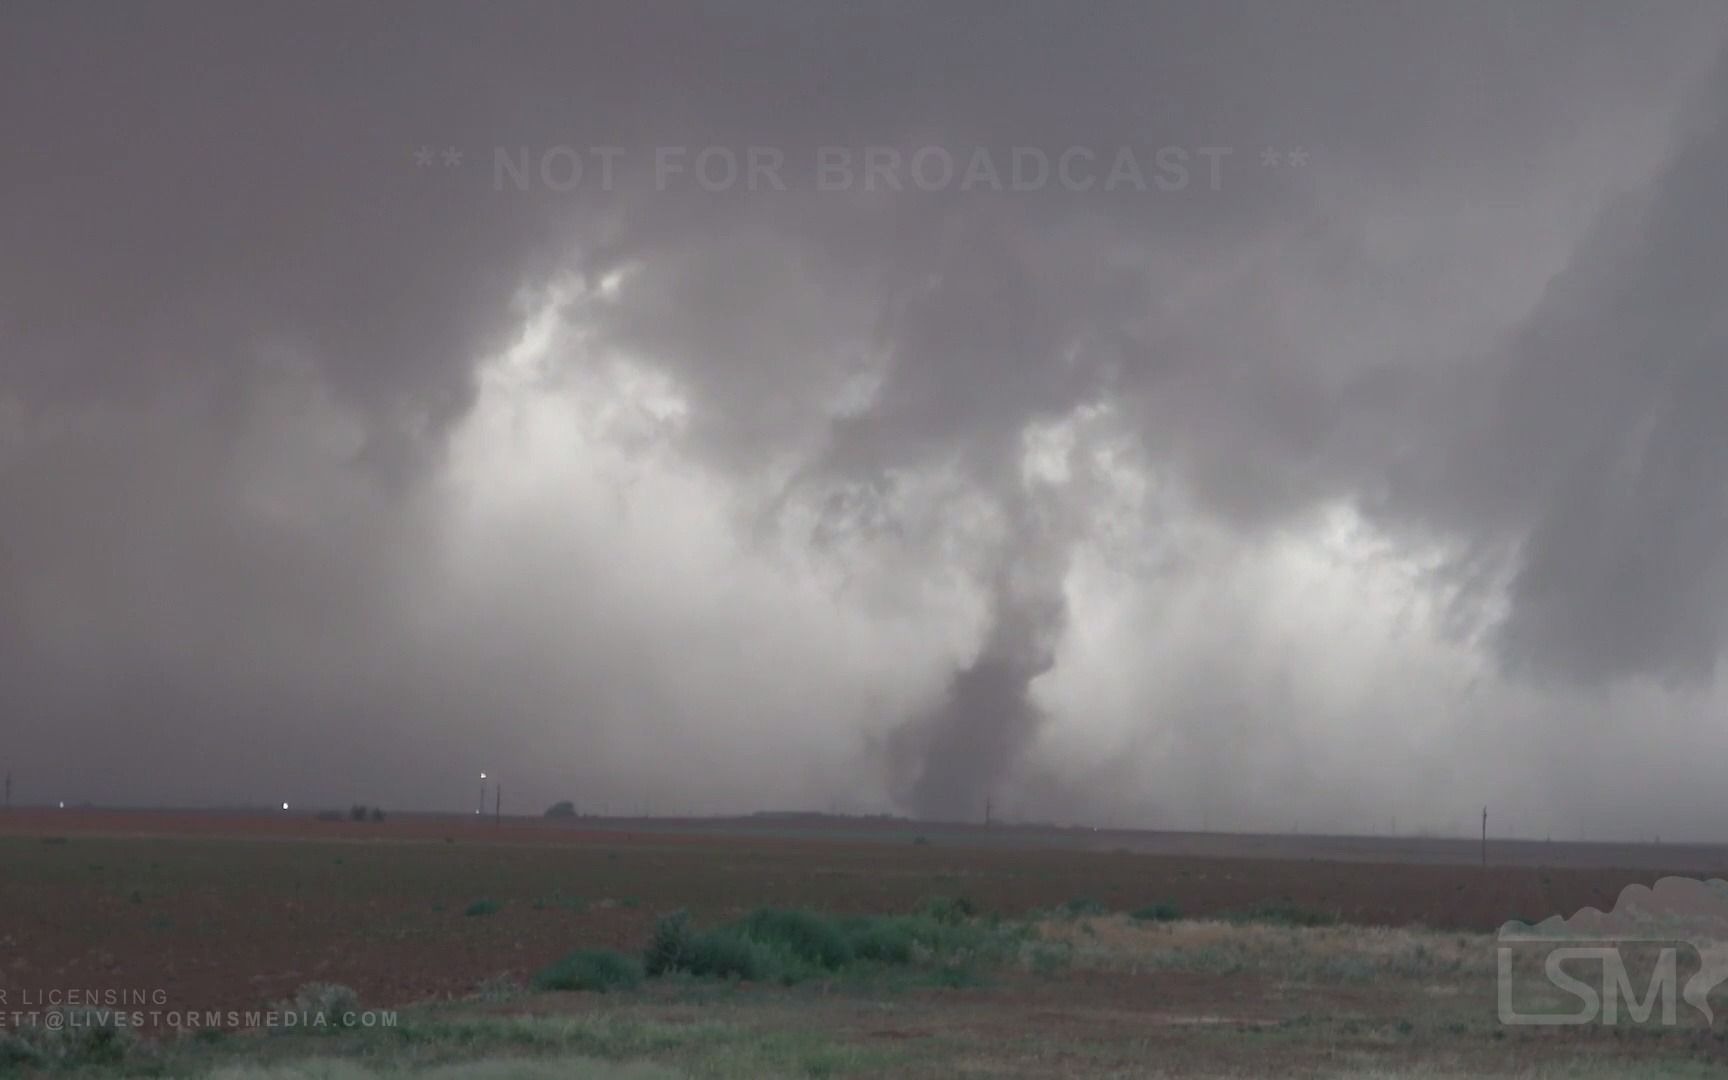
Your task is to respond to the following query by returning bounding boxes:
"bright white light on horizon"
[282,801,289,810]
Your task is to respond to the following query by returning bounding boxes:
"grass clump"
[473,973,525,1002]
[1224,901,1338,928]
[1130,901,1182,923]
[1023,942,1073,975]
[345,1013,910,1078]
[464,899,503,918]
[1059,897,1110,919]
[535,949,644,993]
[918,896,978,925]
[271,983,362,1032]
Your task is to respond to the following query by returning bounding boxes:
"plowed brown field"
[1,809,1716,1020]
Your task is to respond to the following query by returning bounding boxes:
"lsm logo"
[1498,877,1728,1027]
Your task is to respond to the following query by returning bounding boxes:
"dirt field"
[0,809,1710,1013]
[4,809,1725,1077]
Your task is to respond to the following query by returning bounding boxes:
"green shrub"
[839,915,918,963]
[0,1031,43,1071]
[644,910,827,983]
[465,899,503,917]
[643,911,698,976]
[741,908,854,970]
[38,1008,137,1065]
[685,927,790,982]
[534,949,643,993]
[1131,902,1182,923]
[0,1008,140,1070]
[641,905,1021,986]
[1060,897,1109,919]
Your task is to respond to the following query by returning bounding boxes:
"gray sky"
[5,2,1728,837]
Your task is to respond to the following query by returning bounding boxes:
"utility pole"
[494,781,502,826]
[984,794,992,827]
[1481,806,1488,867]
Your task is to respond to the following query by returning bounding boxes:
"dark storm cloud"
[3,1,1728,828]
[1447,60,1728,685]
